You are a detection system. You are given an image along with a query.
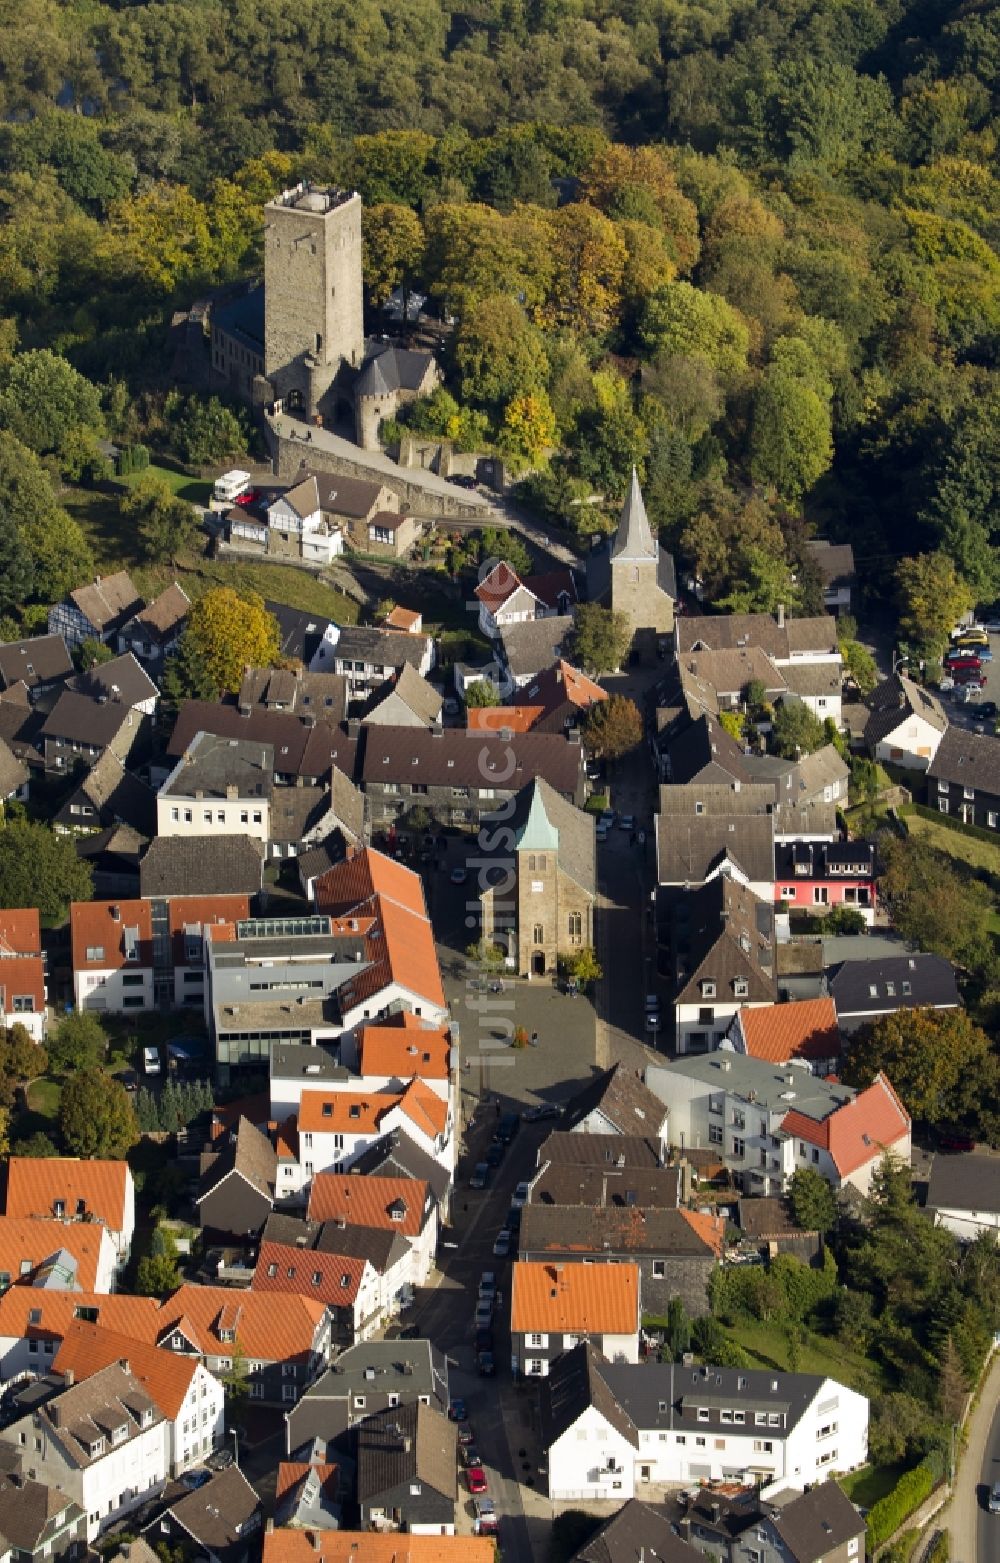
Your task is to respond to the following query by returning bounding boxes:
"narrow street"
[947,1352,1000,1563]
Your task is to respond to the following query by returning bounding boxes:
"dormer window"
[700,980,716,998]
[112,1424,128,1446]
[322,1102,333,1117]
[733,978,749,998]
[219,1328,235,1344]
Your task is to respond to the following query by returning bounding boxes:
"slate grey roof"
[333,625,429,672]
[519,1203,717,1258]
[656,782,776,886]
[612,470,658,562]
[40,691,136,746]
[362,663,443,727]
[23,1362,160,1468]
[647,1053,855,1120]
[677,613,837,660]
[598,1358,825,1437]
[737,1196,806,1237]
[574,1499,704,1563]
[68,652,158,709]
[782,661,842,700]
[314,1218,411,1277]
[928,725,1000,796]
[356,345,434,399]
[167,700,356,783]
[540,1342,640,1451]
[161,731,274,801]
[780,744,849,806]
[0,634,72,691]
[562,1063,668,1137]
[535,1132,664,1170]
[125,582,190,642]
[238,666,348,725]
[805,540,856,591]
[0,1471,84,1552]
[529,1162,681,1209]
[356,1400,456,1504]
[160,1467,260,1554]
[659,713,759,787]
[500,615,575,680]
[0,738,28,799]
[265,601,332,664]
[300,1339,447,1413]
[270,1042,350,1085]
[481,776,595,895]
[58,751,155,835]
[68,572,143,635]
[771,1480,866,1562]
[350,1128,451,1208]
[828,953,960,1017]
[269,784,330,846]
[361,726,584,797]
[139,836,264,898]
[300,467,385,519]
[927,1153,1000,1215]
[864,673,947,748]
[672,877,777,1006]
[197,1117,277,1206]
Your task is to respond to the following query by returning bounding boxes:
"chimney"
[402,1435,412,1453]
[711,1502,722,1522]
[776,603,785,629]
[119,1358,131,1375]
[226,785,238,799]
[63,1369,74,1387]
[346,718,360,740]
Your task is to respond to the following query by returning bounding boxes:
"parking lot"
[940,625,1000,732]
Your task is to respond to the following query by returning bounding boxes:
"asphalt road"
[977,1395,1000,1562]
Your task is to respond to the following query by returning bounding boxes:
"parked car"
[450,866,468,884]
[976,701,998,720]
[989,1480,1000,1513]
[645,1010,661,1033]
[142,1046,161,1076]
[511,1180,532,1209]
[485,1140,505,1168]
[477,1350,496,1377]
[474,1298,493,1329]
[475,1326,494,1353]
[959,681,985,696]
[448,1398,467,1422]
[457,1422,475,1446]
[182,1469,211,1490]
[945,653,982,671]
[599,809,615,828]
[479,1272,497,1302]
[497,1111,521,1145]
[470,1162,491,1190]
[462,1444,482,1468]
[205,1448,234,1471]
[595,823,609,843]
[474,1498,499,1536]
[493,1229,512,1259]
[618,814,636,831]
[525,1102,561,1122]
[466,1464,488,1495]
[119,1068,138,1092]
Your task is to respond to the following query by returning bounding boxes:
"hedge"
[898,801,1000,851]
[926,1532,949,1563]
[866,1461,938,1552]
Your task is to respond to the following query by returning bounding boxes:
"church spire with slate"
[611,467,658,562]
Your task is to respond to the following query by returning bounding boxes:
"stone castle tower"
[609,468,675,644]
[263,184,365,422]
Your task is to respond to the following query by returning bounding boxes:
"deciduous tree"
[878,835,992,969]
[896,551,973,665]
[465,680,500,708]
[0,349,103,462]
[59,1069,138,1160]
[178,588,280,697]
[583,694,642,759]
[770,699,827,758]
[48,1010,107,1075]
[571,604,631,676]
[0,820,93,921]
[640,282,750,381]
[788,1167,837,1233]
[362,202,425,307]
[844,1006,998,1131]
[122,474,198,563]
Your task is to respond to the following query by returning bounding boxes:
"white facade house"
[926,1156,1000,1242]
[156,734,272,848]
[4,1157,136,1268]
[646,1055,910,1198]
[0,1362,170,1541]
[544,1347,869,1504]
[864,675,947,772]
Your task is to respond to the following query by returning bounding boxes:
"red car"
[466,1464,488,1495]
[945,654,982,672]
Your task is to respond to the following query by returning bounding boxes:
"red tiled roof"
[0,1290,160,1347]
[680,1209,726,1256]
[0,909,41,954]
[252,1242,369,1307]
[168,895,251,966]
[271,1116,299,1161]
[467,705,542,735]
[314,849,445,1014]
[70,899,153,972]
[384,607,421,633]
[522,570,577,611]
[264,1534,495,1563]
[6,1157,131,1232]
[0,1217,111,1292]
[53,1319,199,1419]
[511,1261,640,1334]
[298,1089,397,1135]
[474,561,524,613]
[781,1072,910,1178]
[736,998,841,1064]
[358,1015,451,1082]
[394,1077,448,1138]
[211,1095,268,1142]
[0,955,45,1015]
[307,1174,430,1236]
[314,847,426,920]
[275,1461,340,1503]
[157,1285,327,1363]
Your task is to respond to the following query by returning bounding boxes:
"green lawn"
[905,810,1000,878]
[724,1319,884,1398]
[839,1463,907,1508]
[26,1076,62,1120]
[119,463,213,505]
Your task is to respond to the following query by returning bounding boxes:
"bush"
[866,1461,939,1552]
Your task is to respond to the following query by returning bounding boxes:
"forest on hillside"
[0,0,996,639]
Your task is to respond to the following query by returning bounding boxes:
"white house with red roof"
[252,1242,381,1348]
[647,1054,910,1197]
[70,898,154,1014]
[0,909,47,1039]
[5,1156,136,1266]
[724,998,843,1076]
[289,1079,453,1195]
[475,561,577,639]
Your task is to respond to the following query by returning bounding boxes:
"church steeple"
[611,468,657,563]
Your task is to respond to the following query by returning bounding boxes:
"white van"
[142,1046,161,1076]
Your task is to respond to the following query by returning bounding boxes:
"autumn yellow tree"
[362,203,426,307]
[498,390,557,470]
[177,588,280,697]
[541,204,627,336]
